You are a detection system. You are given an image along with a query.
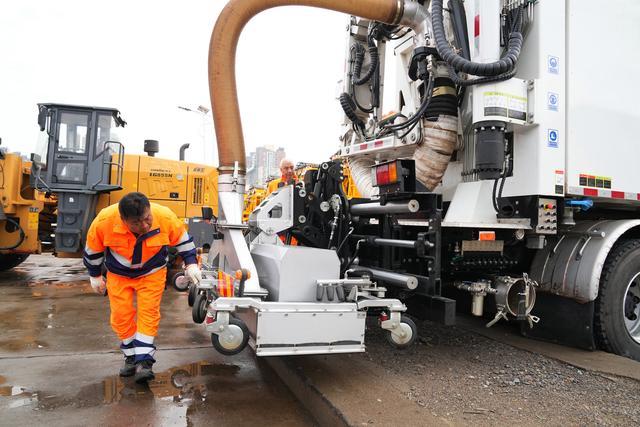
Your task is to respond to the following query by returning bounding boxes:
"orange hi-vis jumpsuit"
[83,203,197,362]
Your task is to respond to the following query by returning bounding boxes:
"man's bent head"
[279,158,295,182]
[119,192,153,235]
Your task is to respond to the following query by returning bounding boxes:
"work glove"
[89,275,107,295]
[185,264,202,284]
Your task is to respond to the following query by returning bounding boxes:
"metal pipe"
[350,199,420,216]
[179,143,190,161]
[352,235,422,249]
[209,0,415,173]
[355,266,418,290]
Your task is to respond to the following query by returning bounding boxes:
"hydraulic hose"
[431,0,523,77]
[209,0,407,173]
[339,93,365,132]
[353,36,378,86]
[448,66,518,87]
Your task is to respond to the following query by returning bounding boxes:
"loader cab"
[33,103,125,192]
[31,103,126,253]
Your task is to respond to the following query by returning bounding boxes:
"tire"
[0,254,29,271]
[192,292,208,324]
[386,315,418,349]
[171,271,190,292]
[211,317,250,356]
[595,239,640,361]
[188,282,198,307]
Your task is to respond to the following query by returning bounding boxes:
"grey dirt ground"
[360,318,640,425]
[0,255,311,426]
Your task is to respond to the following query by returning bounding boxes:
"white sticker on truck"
[547,129,559,148]
[548,56,559,74]
[547,92,559,111]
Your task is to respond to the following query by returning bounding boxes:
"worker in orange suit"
[83,192,201,383]
[266,158,299,245]
[266,158,297,194]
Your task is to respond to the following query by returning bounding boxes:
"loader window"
[95,113,121,158]
[57,112,89,154]
[55,162,85,183]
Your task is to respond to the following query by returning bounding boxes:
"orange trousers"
[106,268,166,340]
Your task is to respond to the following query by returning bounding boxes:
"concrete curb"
[264,354,439,426]
[265,357,349,426]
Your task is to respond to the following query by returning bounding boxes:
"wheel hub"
[390,322,413,346]
[219,324,244,350]
[623,273,640,344]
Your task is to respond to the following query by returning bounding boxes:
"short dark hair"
[118,192,150,219]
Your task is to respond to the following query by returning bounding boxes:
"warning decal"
[580,174,612,189]
[483,91,526,121]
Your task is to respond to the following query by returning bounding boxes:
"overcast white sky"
[0,1,352,166]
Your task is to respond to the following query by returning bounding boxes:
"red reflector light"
[205,314,214,324]
[376,164,389,185]
[374,162,401,186]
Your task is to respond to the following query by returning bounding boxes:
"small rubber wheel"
[188,282,198,307]
[211,317,250,356]
[386,315,417,349]
[171,271,190,292]
[192,293,208,324]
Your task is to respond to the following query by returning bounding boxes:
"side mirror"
[37,107,47,132]
[30,153,43,167]
[201,206,214,221]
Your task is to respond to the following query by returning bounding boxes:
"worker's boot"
[134,360,155,383]
[119,355,136,377]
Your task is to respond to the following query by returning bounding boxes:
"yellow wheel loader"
[0,103,218,272]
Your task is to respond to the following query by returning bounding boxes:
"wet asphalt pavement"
[0,255,312,426]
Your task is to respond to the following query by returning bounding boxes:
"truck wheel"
[192,293,208,324]
[0,254,29,271]
[188,282,198,307]
[171,271,190,292]
[211,317,249,356]
[386,315,417,349]
[595,239,640,361]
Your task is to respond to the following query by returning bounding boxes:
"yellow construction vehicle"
[242,187,267,223]
[0,103,218,271]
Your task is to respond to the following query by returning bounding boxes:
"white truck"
[197,0,640,361]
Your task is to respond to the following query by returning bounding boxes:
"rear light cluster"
[372,161,400,187]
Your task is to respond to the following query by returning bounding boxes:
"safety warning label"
[483,91,526,121]
[580,173,612,189]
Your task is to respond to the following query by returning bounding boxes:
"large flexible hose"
[431,0,523,76]
[209,0,405,173]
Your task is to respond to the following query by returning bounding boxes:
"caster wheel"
[192,292,209,324]
[386,315,417,349]
[171,271,190,292]
[211,317,250,356]
[188,282,198,307]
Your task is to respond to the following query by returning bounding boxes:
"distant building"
[246,145,286,187]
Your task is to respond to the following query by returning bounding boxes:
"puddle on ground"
[0,339,50,352]
[0,361,241,411]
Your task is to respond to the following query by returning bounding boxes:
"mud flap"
[521,292,596,350]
